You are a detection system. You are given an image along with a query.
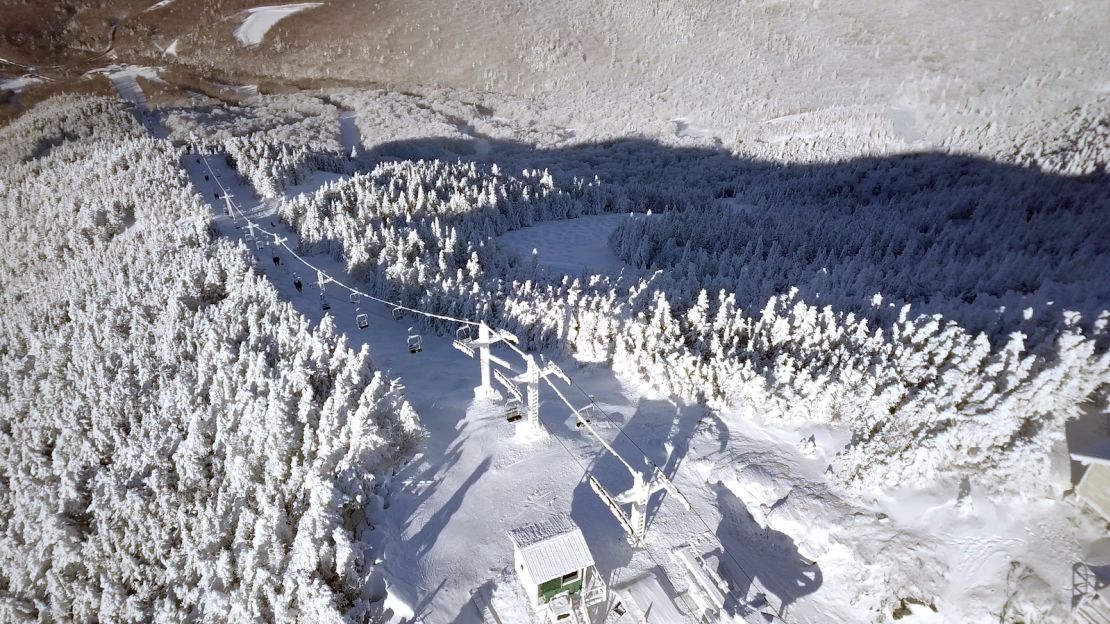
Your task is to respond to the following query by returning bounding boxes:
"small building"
[1068,408,1110,522]
[509,514,598,614]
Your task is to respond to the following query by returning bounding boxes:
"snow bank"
[711,454,1092,622]
[234,3,323,47]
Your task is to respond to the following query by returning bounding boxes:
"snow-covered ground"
[0,75,43,93]
[496,214,631,276]
[144,0,177,12]
[234,3,323,47]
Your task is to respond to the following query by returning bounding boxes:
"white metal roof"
[1077,464,1110,522]
[508,514,595,584]
[1068,407,1110,465]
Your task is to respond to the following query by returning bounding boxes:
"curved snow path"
[234,3,323,47]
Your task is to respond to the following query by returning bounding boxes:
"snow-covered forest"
[0,96,420,622]
[260,136,1109,496]
[2,3,1108,613]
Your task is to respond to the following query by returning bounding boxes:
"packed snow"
[0,75,42,93]
[496,214,631,276]
[234,3,324,47]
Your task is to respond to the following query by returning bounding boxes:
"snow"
[144,0,177,11]
[0,75,42,92]
[496,214,631,276]
[338,109,363,157]
[171,92,1108,622]
[234,3,323,47]
[888,105,927,146]
[210,80,259,100]
[616,572,690,623]
[85,65,163,112]
[181,151,770,622]
[6,19,1108,623]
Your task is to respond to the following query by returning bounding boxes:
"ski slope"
[496,214,631,277]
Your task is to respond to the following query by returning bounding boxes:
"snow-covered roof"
[1077,464,1110,522]
[1069,410,1110,466]
[508,514,595,584]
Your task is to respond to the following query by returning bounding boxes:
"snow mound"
[234,3,323,47]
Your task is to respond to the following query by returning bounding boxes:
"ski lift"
[356,313,369,329]
[391,306,404,321]
[456,325,473,342]
[576,405,596,428]
[255,240,264,250]
[505,399,523,423]
[321,294,331,311]
[407,328,423,353]
[349,292,360,305]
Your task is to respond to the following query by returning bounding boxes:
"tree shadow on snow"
[353,134,1110,354]
[712,482,822,617]
[615,398,704,527]
[187,119,1110,356]
[410,456,492,558]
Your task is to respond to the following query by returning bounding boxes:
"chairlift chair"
[356,313,369,329]
[576,405,596,428]
[407,328,423,353]
[321,294,331,311]
[505,399,523,423]
[349,292,360,305]
[391,306,404,321]
[456,325,473,342]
